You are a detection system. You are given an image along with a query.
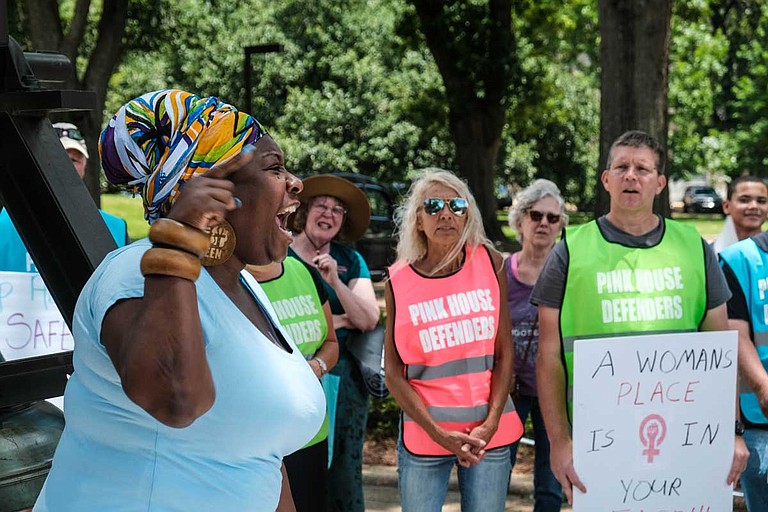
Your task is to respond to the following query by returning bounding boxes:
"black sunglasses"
[423,197,469,216]
[55,127,84,141]
[528,209,561,224]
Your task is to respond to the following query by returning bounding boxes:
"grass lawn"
[106,193,732,245]
[101,193,148,241]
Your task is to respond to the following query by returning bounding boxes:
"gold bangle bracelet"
[148,218,210,259]
[140,247,202,281]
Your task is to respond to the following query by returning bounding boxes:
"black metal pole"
[243,43,283,114]
[0,15,112,405]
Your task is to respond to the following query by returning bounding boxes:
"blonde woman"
[384,168,523,512]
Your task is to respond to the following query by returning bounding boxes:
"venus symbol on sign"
[639,414,667,463]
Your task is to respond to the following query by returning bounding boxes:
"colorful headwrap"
[100,89,267,223]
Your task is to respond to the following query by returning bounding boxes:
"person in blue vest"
[0,122,128,366]
[713,176,768,255]
[0,122,129,273]
[719,230,768,511]
[532,130,749,504]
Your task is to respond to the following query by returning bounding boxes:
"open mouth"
[276,204,297,234]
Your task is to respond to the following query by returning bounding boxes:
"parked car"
[682,186,724,215]
[312,172,398,282]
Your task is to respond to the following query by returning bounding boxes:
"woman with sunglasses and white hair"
[384,168,524,511]
[506,179,568,511]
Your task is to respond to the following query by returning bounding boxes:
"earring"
[202,220,237,266]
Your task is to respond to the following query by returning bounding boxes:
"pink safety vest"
[389,245,523,456]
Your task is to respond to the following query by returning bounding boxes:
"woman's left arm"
[331,276,380,331]
[275,463,296,512]
[470,248,514,444]
[314,251,380,331]
[308,301,340,377]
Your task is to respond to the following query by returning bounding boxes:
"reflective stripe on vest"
[560,220,707,421]
[389,245,523,456]
[257,256,330,445]
[719,237,768,424]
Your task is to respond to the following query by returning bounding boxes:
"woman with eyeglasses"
[289,174,380,512]
[505,179,568,511]
[384,168,524,511]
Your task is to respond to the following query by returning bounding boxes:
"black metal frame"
[0,5,116,408]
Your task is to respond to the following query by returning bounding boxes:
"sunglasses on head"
[55,127,84,141]
[527,209,561,224]
[422,197,469,216]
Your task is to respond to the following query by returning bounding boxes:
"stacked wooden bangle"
[140,218,210,282]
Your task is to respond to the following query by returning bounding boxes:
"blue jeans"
[741,428,768,512]
[509,395,563,512]
[397,435,511,512]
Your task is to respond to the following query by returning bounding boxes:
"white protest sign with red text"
[572,331,737,512]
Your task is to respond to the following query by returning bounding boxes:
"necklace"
[304,231,330,252]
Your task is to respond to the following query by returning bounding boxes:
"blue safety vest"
[720,236,768,425]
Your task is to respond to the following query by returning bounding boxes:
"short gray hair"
[508,179,568,241]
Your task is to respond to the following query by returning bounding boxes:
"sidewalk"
[362,463,747,511]
[362,464,572,512]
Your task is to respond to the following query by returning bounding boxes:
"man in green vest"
[531,130,749,504]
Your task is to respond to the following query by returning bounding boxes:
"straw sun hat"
[295,174,371,242]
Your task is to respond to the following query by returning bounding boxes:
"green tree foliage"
[669,0,768,178]
[504,0,599,210]
[85,0,603,215]
[106,0,452,185]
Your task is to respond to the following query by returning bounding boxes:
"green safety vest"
[259,256,329,446]
[560,219,707,420]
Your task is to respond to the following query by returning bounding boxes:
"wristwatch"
[314,357,328,376]
[735,419,745,436]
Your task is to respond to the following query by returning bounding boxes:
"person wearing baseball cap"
[0,121,129,365]
[53,122,89,178]
[0,121,129,273]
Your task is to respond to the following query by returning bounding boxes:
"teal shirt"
[0,208,128,272]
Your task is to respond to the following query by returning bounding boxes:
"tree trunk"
[80,0,129,206]
[449,104,506,241]
[410,0,514,242]
[597,0,673,217]
[21,0,128,206]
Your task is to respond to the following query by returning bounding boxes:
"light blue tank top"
[34,239,325,511]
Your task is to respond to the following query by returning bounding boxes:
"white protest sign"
[572,330,737,512]
[0,271,73,361]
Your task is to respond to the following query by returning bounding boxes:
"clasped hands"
[436,424,496,468]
